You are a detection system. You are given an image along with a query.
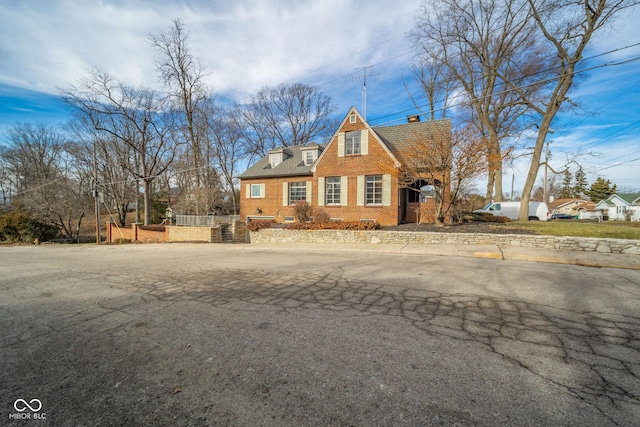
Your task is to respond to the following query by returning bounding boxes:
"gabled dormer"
[300,144,321,166]
[267,148,289,169]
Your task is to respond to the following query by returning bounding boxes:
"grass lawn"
[500,220,640,240]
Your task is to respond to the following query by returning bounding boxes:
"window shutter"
[357,175,365,206]
[337,132,345,157]
[282,182,288,206]
[340,176,348,206]
[245,184,250,199]
[306,181,312,203]
[259,183,265,198]
[382,174,391,206]
[361,130,368,155]
[318,177,325,206]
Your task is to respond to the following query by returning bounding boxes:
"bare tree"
[516,0,638,220]
[62,69,176,225]
[408,57,456,120]
[2,124,92,239]
[206,103,243,214]
[68,116,137,227]
[149,19,216,214]
[398,123,486,226]
[239,83,337,159]
[411,0,551,202]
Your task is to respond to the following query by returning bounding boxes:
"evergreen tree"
[586,177,617,203]
[560,169,573,199]
[573,166,588,198]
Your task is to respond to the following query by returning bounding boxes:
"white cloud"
[0,0,420,99]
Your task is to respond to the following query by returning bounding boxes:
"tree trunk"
[142,179,151,225]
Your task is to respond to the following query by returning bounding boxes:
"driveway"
[1,244,639,426]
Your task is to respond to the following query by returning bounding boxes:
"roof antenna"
[352,65,379,119]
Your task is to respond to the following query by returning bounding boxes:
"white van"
[474,201,550,221]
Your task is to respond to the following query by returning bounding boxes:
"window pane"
[345,131,361,155]
[289,182,306,203]
[305,151,315,165]
[326,176,340,205]
[251,184,261,197]
[366,175,382,205]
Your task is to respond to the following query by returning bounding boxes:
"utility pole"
[511,174,515,201]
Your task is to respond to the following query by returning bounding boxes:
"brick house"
[239,107,452,226]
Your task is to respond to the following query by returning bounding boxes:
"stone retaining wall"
[249,229,640,255]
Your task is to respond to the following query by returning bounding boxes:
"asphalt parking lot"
[1,243,639,426]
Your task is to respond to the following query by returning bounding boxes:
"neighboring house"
[239,107,452,226]
[595,193,640,220]
[573,202,602,220]
[549,198,587,217]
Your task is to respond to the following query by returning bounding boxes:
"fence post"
[133,223,139,242]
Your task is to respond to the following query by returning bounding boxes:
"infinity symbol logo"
[14,399,42,412]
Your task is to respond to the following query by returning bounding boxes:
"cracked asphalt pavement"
[1,243,639,426]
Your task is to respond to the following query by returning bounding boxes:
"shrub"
[312,207,331,223]
[470,212,511,223]
[285,221,380,231]
[292,201,314,222]
[0,209,59,243]
[247,220,277,231]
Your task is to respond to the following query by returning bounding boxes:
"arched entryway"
[402,179,441,223]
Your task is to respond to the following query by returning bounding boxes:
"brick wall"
[168,226,222,243]
[107,222,224,243]
[314,115,400,226]
[107,223,136,242]
[106,223,169,243]
[241,176,312,223]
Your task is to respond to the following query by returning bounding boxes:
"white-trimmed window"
[325,177,341,205]
[289,182,307,204]
[247,183,265,199]
[345,131,361,155]
[617,206,627,214]
[349,113,356,124]
[269,153,282,168]
[305,150,315,165]
[366,175,383,205]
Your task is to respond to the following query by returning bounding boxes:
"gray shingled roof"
[373,120,451,165]
[238,120,451,179]
[238,144,323,179]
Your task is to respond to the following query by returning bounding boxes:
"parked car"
[473,201,550,221]
[550,213,573,220]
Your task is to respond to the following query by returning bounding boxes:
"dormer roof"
[238,143,324,179]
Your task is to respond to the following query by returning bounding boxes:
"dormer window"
[269,152,282,168]
[300,145,319,166]
[305,150,315,165]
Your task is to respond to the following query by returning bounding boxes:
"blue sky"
[1,0,639,195]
